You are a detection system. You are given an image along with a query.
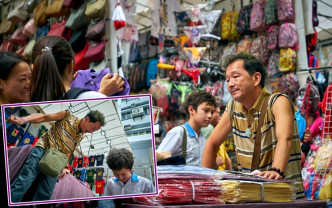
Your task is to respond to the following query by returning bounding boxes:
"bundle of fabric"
[217,180,295,203]
[134,165,224,205]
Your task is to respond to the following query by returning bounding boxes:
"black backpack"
[61,88,92,100]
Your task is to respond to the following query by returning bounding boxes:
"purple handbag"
[85,18,106,41]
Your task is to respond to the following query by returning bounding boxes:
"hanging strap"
[251,95,270,172]
[180,126,187,160]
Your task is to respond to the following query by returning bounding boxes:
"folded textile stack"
[135,165,224,205]
[217,180,295,203]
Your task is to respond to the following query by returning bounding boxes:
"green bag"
[38,148,68,178]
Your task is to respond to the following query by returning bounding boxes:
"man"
[201,105,232,170]
[104,148,155,196]
[9,109,105,202]
[202,53,304,199]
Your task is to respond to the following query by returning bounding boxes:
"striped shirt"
[35,110,84,155]
[226,87,304,199]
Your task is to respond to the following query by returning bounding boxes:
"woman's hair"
[0,51,27,80]
[30,36,74,101]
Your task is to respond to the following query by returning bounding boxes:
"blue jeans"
[10,146,58,202]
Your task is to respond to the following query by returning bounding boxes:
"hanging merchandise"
[65,2,90,31]
[236,4,252,35]
[278,48,296,72]
[96,154,105,166]
[183,47,206,64]
[237,38,252,53]
[174,11,190,28]
[6,124,24,145]
[95,167,104,181]
[23,19,38,38]
[83,40,106,63]
[278,22,298,49]
[221,9,240,41]
[63,0,85,9]
[183,26,206,45]
[0,40,14,52]
[69,26,87,53]
[267,49,280,78]
[184,3,206,23]
[7,0,28,24]
[44,0,70,17]
[306,29,318,53]
[23,39,36,58]
[277,0,294,22]
[267,25,279,50]
[264,0,278,25]
[17,132,36,146]
[112,3,126,30]
[85,0,106,19]
[85,18,106,41]
[10,26,27,46]
[200,10,222,34]
[74,43,91,71]
[250,0,266,32]
[95,179,105,194]
[270,72,299,102]
[47,20,73,41]
[0,4,15,35]
[221,43,237,61]
[250,35,270,65]
[312,0,319,27]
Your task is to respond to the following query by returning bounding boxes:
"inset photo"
[2,95,157,206]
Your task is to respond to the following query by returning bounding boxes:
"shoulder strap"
[251,95,270,172]
[62,88,92,100]
[229,100,235,124]
[180,126,187,160]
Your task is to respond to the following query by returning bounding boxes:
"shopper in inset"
[157,90,216,166]
[104,148,155,196]
[9,110,106,202]
[202,53,304,199]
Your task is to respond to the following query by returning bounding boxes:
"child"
[104,148,155,196]
[157,90,216,166]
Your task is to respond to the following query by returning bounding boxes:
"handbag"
[11,26,27,45]
[38,147,69,178]
[47,20,72,41]
[45,0,70,17]
[85,0,106,19]
[0,4,15,35]
[36,25,50,40]
[63,0,84,9]
[0,39,14,52]
[23,39,36,58]
[83,40,106,63]
[65,2,90,30]
[7,0,28,23]
[23,19,38,38]
[68,26,87,53]
[75,43,91,71]
[33,0,48,26]
[85,18,106,41]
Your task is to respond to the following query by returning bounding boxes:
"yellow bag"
[279,48,296,72]
[221,10,239,41]
[33,0,48,26]
[45,0,70,17]
[85,0,106,19]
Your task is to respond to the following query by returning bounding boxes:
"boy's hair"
[85,110,106,126]
[222,52,267,88]
[106,148,134,170]
[183,90,216,115]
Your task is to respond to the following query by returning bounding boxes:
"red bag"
[11,26,27,45]
[83,40,106,63]
[16,46,26,55]
[112,3,126,30]
[63,0,84,9]
[0,39,14,52]
[47,20,72,41]
[74,43,90,71]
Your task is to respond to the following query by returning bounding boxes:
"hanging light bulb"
[106,138,111,145]
[100,130,106,136]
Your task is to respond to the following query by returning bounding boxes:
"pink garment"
[308,112,323,138]
[51,173,94,200]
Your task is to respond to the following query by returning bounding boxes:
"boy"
[104,148,155,196]
[157,90,216,166]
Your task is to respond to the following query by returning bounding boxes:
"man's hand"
[99,73,125,96]
[58,168,68,180]
[254,170,283,180]
[7,115,26,125]
[215,156,224,167]
[303,128,313,144]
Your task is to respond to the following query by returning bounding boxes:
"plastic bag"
[112,3,126,30]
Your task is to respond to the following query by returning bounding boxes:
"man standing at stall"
[8,109,106,202]
[202,53,304,199]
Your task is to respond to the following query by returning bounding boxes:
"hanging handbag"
[33,0,48,26]
[23,39,36,58]
[68,26,87,53]
[25,0,41,13]
[0,39,14,52]
[47,20,72,41]
[85,18,106,41]
[7,0,28,23]
[45,0,70,17]
[16,45,26,55]
[23,19,38,38]
[63,0,84,9]
[85,0,106,19]
[36,25,50,40]
[65,2,90,30]
[75,43,91,71]
[11,26,27,45]
[38,147,69,178]
[83,40,106,63]
[0,4,16,35]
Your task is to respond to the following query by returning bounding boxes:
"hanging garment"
[96,154,105,166]
[70,68,130,96]
[95,167,104,181]
[172,82,192,104]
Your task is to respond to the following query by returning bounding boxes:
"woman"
[30,36,125,101]
[0,51,31,105]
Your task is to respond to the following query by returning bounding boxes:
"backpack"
[61,88,92,99]
[267,25,279,50]
[279,48,296,72]
[250,35,270,65]
[221,10,239,41]
[278,22,298,49]
[265,0,278,25]
[267,49,280,78]
[236,4,252,35]
[221,43,237,61]
[306,29,317,53]
[250,0,265,32]
[277,0,294,21]
[237,37,252,53]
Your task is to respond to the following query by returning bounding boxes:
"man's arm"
[202,111,232,169]
[8,111,67,125]
[225,156,232,170]
[258,96,293,179]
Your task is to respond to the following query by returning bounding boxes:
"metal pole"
[107,0,118,73]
